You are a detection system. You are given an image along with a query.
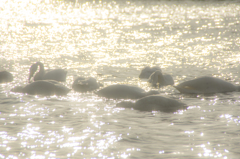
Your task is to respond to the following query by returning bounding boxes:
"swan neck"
[157,73,165,85]
[37,62,45,73]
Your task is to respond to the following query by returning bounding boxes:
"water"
[1,0,240,158]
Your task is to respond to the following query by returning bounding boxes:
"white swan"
[174,76,239,94]
[72,77,102,93]
[0,71,13,83]
[148,70,174,87]
[11,80,71,96]
[28,62,67,82]
[95,84,159,99]
[116,95,187,112]
[139,66,162,79]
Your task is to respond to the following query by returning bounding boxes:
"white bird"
[174,76,240,94]
[116,95,187,112]
[28,62,67,82]
[139,66,162,79]
[72,77,102,93]
[11,80,71,96]
[0,71,13,83]
[95,84,159,99]
[148,70,174,87]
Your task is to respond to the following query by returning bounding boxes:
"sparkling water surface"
[1,0,240,158]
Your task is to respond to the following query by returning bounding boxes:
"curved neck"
[36,62,45,74]
[151,71,165,85]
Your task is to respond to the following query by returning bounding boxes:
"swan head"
[148,70,171,88]
[139,66,162,79]
[28,62,46,82]
[148,70,164,83]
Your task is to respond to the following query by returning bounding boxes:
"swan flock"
[2,63,240,112]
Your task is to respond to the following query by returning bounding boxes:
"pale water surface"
[1,0,240,158]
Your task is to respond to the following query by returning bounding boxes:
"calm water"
[1,0,240,158]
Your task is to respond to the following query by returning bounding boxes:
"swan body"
[139,66,162,79]
[72,77,102,93]
[0,71,13,83]
[148,70,174,87]
[29,62,67,82]
[174,76,239,94]
[11,80,71,96]
[117,95,187,112]
[95,84,159,99]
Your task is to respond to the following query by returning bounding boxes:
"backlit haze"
[0,0,240,158]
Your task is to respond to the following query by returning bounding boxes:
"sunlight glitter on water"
[1,0,240,158]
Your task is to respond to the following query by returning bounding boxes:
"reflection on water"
[1,0,240,158]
